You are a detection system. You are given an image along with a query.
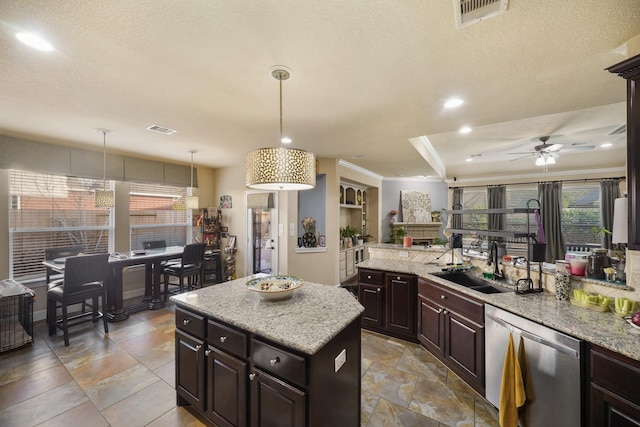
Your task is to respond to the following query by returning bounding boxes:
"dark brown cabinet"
[358,268,417,341]
[589,344,640,426]
[417,278,485,395]
[175,305,361,426]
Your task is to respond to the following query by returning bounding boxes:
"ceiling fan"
[507,135,596,168]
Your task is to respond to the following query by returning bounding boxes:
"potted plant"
[389,226,405,244]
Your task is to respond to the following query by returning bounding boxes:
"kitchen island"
[171,275,364,427]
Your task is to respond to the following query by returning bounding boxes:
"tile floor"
[0,301,499,427]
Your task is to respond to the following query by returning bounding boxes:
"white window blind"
[561,183,601,245]
[9,170,111,281]
[129,182,189,250]
[505,184,538,234]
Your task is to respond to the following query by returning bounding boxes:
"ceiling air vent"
[146,124,178,135]
[454,0,509,28]
[606,123,627,135]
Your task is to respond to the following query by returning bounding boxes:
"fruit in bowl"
[632,312,640,326]
[613,297,637,317]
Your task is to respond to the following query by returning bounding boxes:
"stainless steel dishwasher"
[485,305,583,427]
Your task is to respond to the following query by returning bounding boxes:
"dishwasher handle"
[486,312,579,358]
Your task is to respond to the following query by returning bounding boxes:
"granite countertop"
[358,259,640,361]
[171,275,364,355]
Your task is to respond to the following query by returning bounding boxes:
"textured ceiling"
[1,0,639,181]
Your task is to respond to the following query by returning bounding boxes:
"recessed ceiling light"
[146,124,178,135]
[465,158,473,162]
[281,137,292,144]
[444,98,464,109]
[600,143,613,148]
[459,126,472,134]
[15,32,55,51]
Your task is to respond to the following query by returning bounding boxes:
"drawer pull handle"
[205,349,211,356]
[249,373,256,381]
[183,319,191,326]
[220,336,227,343]
[441,295,446,300]
[195,344,202,350]
[270,356,280,366]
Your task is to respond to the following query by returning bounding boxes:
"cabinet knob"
[249,373,256,381]
[440,295,447,300]
[183,319,191,326]
[367,275,371,279]
[270,356,280,366]
[205,349,211,356]
[195,344,202,350]
[396,276,400,280]
[220,336,227,343]
[438,308,443,314]
[377,288,381,293]
[443,310,449,315]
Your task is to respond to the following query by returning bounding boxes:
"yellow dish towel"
[499,333,526,427]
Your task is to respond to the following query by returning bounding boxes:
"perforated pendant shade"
[95,189,114,208]
[246,147,316,190]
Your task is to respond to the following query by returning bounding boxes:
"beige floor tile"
[34,400,109,427]
[367,398,439,427]
[101,379,176,427]
[361,332,407,369]
[361,390,380,426]
[0,343,62,387]
[67,348,139,388]
[0,381,88,427]
[154,359,176,387]
[408,376,476,427]
[0,365,72,410]
[145,406,210,427]
[84,363,159,410]
[361,362,418,408]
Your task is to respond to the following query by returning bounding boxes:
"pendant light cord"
[101,130,107,188]
[279,78,283,142]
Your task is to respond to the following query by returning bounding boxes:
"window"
[129,182,189,250]
[505,184,538,234]
[561,183,601,245]
[9,170,111,282]
[462,188,488,230]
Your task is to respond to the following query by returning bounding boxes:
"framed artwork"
[227,235,236,249]
[319,235,326,247]
[220,195,232,209]
[220,226,229,232]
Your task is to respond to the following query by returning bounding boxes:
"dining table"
[43,246,184,322]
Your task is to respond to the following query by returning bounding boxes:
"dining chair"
[44,246,83,285]
[163,242,206,301]
[47,253,110,346]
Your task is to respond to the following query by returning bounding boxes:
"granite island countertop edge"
[171,276,364,355]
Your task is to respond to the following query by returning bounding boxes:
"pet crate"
[0,279,35,353]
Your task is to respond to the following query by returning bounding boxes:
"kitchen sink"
[431,271,510,294]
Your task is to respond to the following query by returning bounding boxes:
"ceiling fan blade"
[545,143,563,152]
[559,145,596,152]
[507,151,536,155]
[509,154,534,161]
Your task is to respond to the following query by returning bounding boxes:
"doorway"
[245,192,277,276]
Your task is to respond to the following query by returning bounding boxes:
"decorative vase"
[555,272,571,301]
[303,232,317,248]
[390,215,397,224]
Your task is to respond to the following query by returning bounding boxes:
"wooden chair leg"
[92,296,99,323]
[62,304,70,346]
[102,290,109,335]
[47,296,56,336]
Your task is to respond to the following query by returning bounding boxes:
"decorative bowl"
[246,276,303,301]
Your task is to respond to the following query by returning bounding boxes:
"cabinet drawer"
[359,269,383,285]
[176,307,206,339]
[418,279,483,324]
[590,345,640,406]
[208,319,247,358]
[251,338,306,388]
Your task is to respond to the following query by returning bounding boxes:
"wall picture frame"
[227,235,236,249]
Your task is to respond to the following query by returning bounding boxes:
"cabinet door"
[385,273,416,337]
[250,368,306,427]
[444,309,484,392]
[345,249,354,277]
[359,284,384,328]
[175,329,206,410]
[417,295,444,356]
[590,383,640,427]
[206,346,248,427]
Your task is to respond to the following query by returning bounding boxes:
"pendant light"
[185,149,199,210]
[95,128,114,207]
[246,66,316,191]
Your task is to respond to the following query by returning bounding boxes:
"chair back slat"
[182,243,206,265]
[63,254,110,296]
[143,240,167,250]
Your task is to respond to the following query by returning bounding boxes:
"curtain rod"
[450,176,626,189]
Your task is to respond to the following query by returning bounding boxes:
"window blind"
[561,183,601,246]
